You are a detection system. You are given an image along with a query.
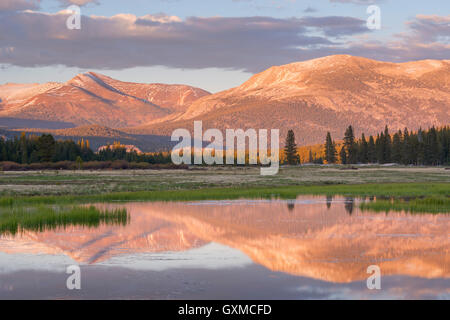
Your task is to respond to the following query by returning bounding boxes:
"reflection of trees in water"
[326,195,333,209]
[345,197,355,215]
[287,201,295,211]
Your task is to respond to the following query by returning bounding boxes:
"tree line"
[324,125,450,165]
[283,126,450,166]
[2,126,449,167]
[0,133,172,164]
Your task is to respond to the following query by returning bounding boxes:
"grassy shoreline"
[360,197,450,214]
[0,182,448,207]
[0,205,129,236]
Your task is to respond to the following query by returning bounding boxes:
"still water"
[0,196,448,299]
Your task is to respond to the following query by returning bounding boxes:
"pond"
[0,196,448,299]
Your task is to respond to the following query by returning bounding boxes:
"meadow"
[0,166,448,213]
[0,166,448,197]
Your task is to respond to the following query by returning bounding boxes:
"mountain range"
[1,55,449,150]
[0,72,210,128]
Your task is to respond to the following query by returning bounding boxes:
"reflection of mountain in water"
[0,197,448,283]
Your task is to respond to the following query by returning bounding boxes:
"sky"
[0,0,449,92]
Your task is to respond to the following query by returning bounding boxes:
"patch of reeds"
[0,205,129,236]
[359,197,450,214]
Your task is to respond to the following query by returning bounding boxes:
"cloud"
[0,0,96,13]
[403,15,450,43]
[0,11,367,72]
[57,0,98,6]
[0,0,40,12]
[0,11,448,73]
[304,6,317,13]
[329,0,382,4]
[299,16,368,37]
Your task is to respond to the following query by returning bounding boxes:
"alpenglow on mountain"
[1,55,449,145]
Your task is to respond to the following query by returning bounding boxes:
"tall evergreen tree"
[339,146,347,164]
[401,128,411,165]
[284,130,299,165]
[391,130,402,164]
[324,132,337,164]
[417,128,425,165]
[0,138,6,162]
[367,135,376,163]
[376,133,384,163]
[37,134,56,162]
[383,126,392,163]
[344,125,357,164]
[358,133,369,163]
[426,127,439,165]
[19,132,28,164]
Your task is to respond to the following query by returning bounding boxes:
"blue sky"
[0,0,449,92]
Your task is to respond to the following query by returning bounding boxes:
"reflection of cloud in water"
[293,276,450,300]
[97,243,252,271]
[0,243,251,274]
[0,251,75,274]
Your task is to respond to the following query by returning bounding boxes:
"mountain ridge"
[0,73,211,128]
[1,55,449,146]
[128,55,450,145]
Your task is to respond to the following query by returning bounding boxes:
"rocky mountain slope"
[0,72,210,128]
[2,55,449,146]
[130,55,450,145]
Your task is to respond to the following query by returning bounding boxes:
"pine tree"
[37,134,56,162]
[417,129,425,165]
[344,125,357,164]
[358,133,369,163]
[376,133,384,163]
[367,136,376,163]
[324,132,337,164]
[383,126,392,163]
[339,146,347,164]
[20,132,28,164]
[0,138,6,162]
[426,127,440,165]
[284,130,299,165]
[391,130,403,164]
[401,128,410,164]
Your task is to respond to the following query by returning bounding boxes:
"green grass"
[359,197,450,214]
[0,205,129,236]
[0,182,448,207]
